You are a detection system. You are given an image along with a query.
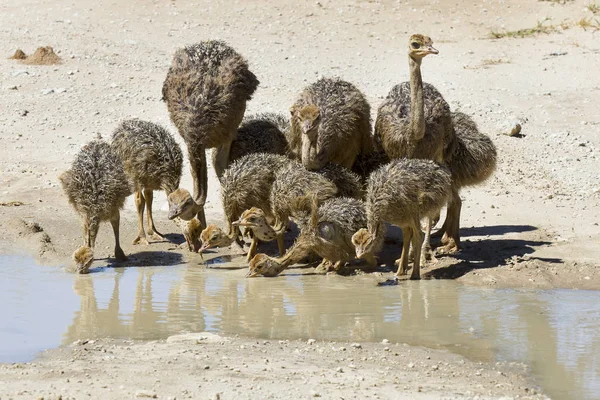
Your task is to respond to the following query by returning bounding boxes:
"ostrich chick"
[289,77,372,170]
[198,153,292,259]
[59,140,131,273]
[248,196,373,277]
[352,159,451,280]
[111,119,196,245]
[163,40,259,227]
[374,34,455,164]
[435,112,497,253]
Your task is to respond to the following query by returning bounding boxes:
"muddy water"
[1,254,599,399]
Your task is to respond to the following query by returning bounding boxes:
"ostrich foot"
[147,229,164,240]
[394,258,409,276]
[436,241,459,255]
[132,236,150,246]
[114,248,127,262]
[315,260,333,274]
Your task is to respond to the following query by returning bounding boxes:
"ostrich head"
[199,224,231,253]
[408,34,438,61]
[73,246,94,274]
[294,104,328,170]
[233,207,267,230]
[167,188,199,221]
[352,228,377,259]
[247,253,282,277]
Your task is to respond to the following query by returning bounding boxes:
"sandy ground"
[0,333,547,400]
[1,0,599,397]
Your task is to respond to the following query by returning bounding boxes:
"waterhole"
[0,254,599,399]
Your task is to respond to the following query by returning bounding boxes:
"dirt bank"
[0,334,547,399]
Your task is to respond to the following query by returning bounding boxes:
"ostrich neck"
[270,240,310,273]
[409,56,426,140]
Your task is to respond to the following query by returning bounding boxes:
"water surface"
[0,254,599,399]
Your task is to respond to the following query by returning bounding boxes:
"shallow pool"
[0,253,598,399]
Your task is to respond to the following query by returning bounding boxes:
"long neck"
[270,241,310,274]
[409,55,426,140]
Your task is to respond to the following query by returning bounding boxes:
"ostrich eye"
[248,217,256,222]
[411,42,420,49]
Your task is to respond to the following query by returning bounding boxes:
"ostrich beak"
[246,269,260,278]
[426,45,439,55]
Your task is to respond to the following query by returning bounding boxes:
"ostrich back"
[290,77,372,168]
[448,112,497,188]
[375,82,454,163]
[59,141,131,222]
[111,119,183,194]
[218,112,290,166]
[366,158,452,227]
[162,40,259,149]
[270,162,338,226]
[316,163,364,199]
[220,153,291,225]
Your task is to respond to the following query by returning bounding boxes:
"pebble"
[381,339,390,344]
[501,121,522,137]
[41,89,55,95]
[135,390,157,398]
[351,343,362,349]
[307,339,316,345]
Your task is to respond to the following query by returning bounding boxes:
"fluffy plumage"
[162,40,259,226]
[214,112,290,173]
[111,119,183,194]
[375,82,454,162]
[356,158,452,279]
[289,77,372,170]
[59,140,131,273]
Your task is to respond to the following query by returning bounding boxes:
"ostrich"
[374,34,456,259]
[247,195,373,278]
[59,140,132,273]
[162,40,259,228]
[435,112,497,253]
[374,34,455,164]
[111,119,198,246]
[289,77,372,170]
[351,159,451,280]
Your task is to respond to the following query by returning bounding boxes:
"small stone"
[381,339,390,344]
[11,70,29,76]
[408,362,415,368]
[310,390,321,397]
[336,367,344,373]
[135,390,157,398]
[307,339,316,345]
[501,121,522,137]
[351,343,362,349]
[55,88,67,93]
[41,88,54,95]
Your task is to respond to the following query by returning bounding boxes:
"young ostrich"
[247,196,374,277]
[374,34,456,259]
[289,77,373,170]
[198,153,291,259]
[59,140,132,273]
[352,159,452,280]
[212,112,291,175]
[162,40,259,228]
[111,119,196,246]
[374,34,455,164]
[435,112,497,253]
[232,162,339,259]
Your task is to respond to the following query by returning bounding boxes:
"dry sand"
[1,0,599,397]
